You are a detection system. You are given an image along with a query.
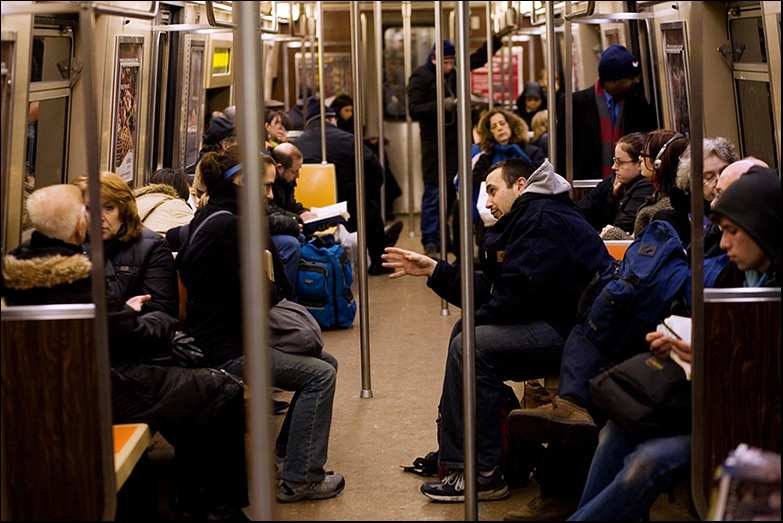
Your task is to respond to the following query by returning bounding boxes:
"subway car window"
[729,15,767,63]
[383,26,434,119]
[735,78,777,168]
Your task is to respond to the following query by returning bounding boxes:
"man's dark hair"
[489,158,536,188]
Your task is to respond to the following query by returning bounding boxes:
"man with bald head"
[713,156,769,205]
[270,142,317,223]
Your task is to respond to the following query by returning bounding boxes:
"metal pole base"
[360,389,374,398]
[441,308,450,316]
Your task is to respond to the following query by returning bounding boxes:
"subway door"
[144,5,181,181]
[175,33,207,174]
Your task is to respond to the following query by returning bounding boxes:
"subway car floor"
[137,217,698,521]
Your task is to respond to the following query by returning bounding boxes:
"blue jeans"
[215,350,338,484]
[273,349,338,484]
[569,421,691,521]
[421,182,456,249]
[438,320,564,471]
[272,234,302,295]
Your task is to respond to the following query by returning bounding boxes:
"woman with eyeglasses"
[576,132,653,235]
[602,129,688,240]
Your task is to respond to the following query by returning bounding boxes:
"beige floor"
[149,218,697,521]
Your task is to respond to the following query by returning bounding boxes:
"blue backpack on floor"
[296,240,357,329]
[578,219,691,357]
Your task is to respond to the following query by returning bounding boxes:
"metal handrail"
[564,0,594,20]
[205,0,282,33]
[2,1,158,19]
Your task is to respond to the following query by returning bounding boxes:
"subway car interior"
[1,1,780,521]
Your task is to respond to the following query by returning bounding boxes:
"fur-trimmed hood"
[3,251,91,290]
[133,183,181,200]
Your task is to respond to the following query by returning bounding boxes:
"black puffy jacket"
[92,227,179,318]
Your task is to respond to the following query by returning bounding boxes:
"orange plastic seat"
[295,163,338,209]
[604,240,633,260]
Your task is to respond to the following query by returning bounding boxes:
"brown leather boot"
[504,491,578,521]
[522,380,553,409]
[507,396,597,446]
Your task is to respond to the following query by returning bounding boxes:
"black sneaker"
[384,220,404,248]
[420,467,508,502]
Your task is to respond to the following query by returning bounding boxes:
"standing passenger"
[557,44,657,180]
[406,27,512,258]
[292,98,394,275]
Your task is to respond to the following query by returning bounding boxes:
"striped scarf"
[594,79,625,178]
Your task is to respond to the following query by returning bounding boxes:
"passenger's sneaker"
[276,474,345,503]
[507,396,597,446]
[503,492,578,521]
[522,380,552,409]
[420,467,509,502]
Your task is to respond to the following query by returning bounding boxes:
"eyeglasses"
[613,156,636,166]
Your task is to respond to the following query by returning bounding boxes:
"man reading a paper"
[270,143,318,227]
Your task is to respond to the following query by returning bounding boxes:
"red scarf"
[594,79,624,178]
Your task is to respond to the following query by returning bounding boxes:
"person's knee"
[274,235,301,262]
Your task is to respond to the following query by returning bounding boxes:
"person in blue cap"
[556,44,657,181]
[406,27,513,259]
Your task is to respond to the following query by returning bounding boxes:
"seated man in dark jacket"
[2,184,248,521]
[382,159,612,502]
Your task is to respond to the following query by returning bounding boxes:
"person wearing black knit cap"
[557,44,657,180]
[710,165,780,286]
[407,26,514,258]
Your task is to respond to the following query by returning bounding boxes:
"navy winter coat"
[427,163,612,337]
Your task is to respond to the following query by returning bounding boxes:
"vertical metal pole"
[506,37,513,109]
[283,41,290,110]
[235,3,274,520]
[78,8,117,518]
[317,1,327,163]
[688,3,706,519]
[486,1,494,110]
[455,2,477,519]
[563,2,572,181]
[351,1,373,399]
[375,1,387,222]
[546,2,558,172]
[498,30,506,106]
[434,2,450,317]
[402,1,415,236]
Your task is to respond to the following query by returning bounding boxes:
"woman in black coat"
[75,171,179,320]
